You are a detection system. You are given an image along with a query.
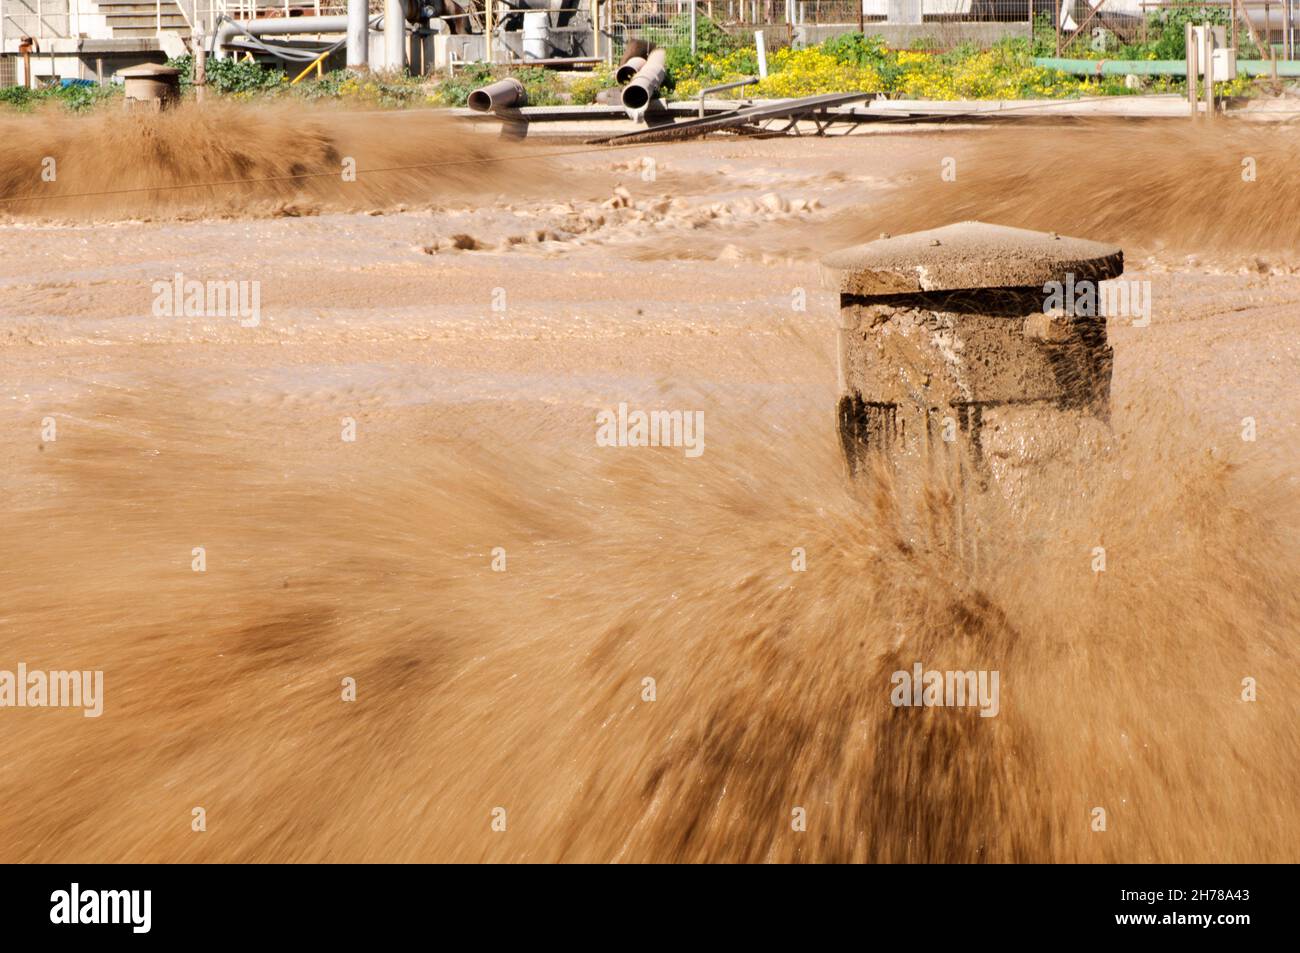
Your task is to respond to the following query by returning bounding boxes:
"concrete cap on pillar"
[819,221,1124,296]
[119,63,182,106]
[119,63,182,86]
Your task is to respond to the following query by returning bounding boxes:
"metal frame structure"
[586,90,872,142]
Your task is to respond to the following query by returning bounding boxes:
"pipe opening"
[622,85,650,111]
[616,57,645,84]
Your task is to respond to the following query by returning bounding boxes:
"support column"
[385,0,407,73]
[347,0,369,71]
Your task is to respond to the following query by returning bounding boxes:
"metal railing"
[605,0,1043,57]
[611,0,1037,32]
[0,0,350,52]
[173,1,342,34]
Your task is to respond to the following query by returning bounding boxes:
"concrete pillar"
[385,0,407,74]
[820,222,1123,493]
[119,64,182,112]
[347,0,369,71]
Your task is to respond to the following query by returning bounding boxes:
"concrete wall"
[2,0,76,42]
[794,21,1031,48]
[2,39,164,85]
[495,24,594,61]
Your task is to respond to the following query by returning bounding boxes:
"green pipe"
[1033,57,1300,78]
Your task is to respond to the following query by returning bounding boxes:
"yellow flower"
[752,48,881,98]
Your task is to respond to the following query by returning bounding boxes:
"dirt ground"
[1,112,1297,862]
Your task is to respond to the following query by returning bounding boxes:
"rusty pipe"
[621,47,666,116]
[615,56,646,84]
[19,38,33,90]
[620,39,651,64]
[468,78,527,113]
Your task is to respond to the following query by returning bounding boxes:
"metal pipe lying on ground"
[616,56,646,84]
[621,47,667,117]
[620,39,651,65]
[468,78,528,112]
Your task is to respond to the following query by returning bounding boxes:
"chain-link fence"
[608,0,1044,32]
[605,0,1045,55]
[603,1,1232,56]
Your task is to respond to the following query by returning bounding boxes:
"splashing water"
[0,114,1297,863]
[829,119,1300,260]
[0,102,540,220]
[1,352,1295,862]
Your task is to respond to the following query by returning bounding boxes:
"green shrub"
[166,54,285,94]
[433,63,494,106]
[0,85,35,109]
[665,13,737,60]
[0,82,117,112]
[822,32,905,87]
[429,64,562,107]
[569,67,618,105]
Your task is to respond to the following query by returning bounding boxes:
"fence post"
[1266,3,1272,64]
[1204,22,1215,120]
[195,20,207,103]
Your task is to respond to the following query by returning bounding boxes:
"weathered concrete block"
[821,222,1122,481]
[119,63,181,112]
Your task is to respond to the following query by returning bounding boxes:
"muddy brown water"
[0,107,1297,862]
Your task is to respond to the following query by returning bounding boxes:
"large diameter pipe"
[215,15,353,59]
[616,56,646,85]
[621,47,666,115]
[384,0,406,73]
[468,78,527,112]
[347,0,368,70]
